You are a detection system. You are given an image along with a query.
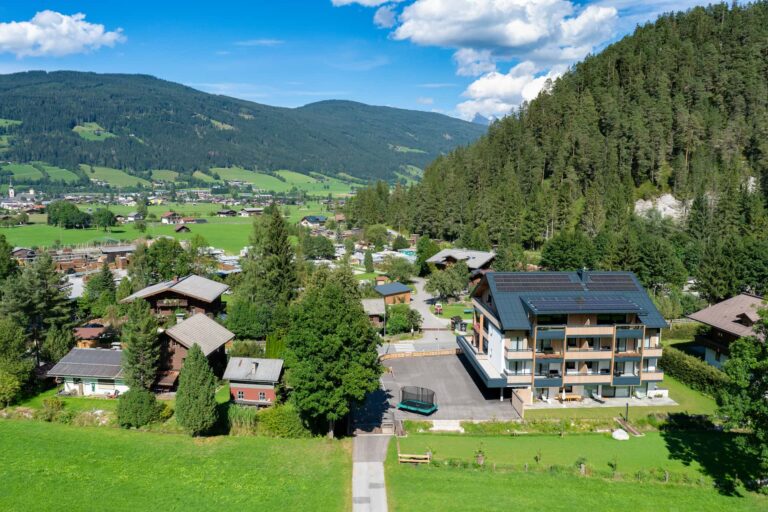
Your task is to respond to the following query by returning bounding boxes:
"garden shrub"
[659,346,729,396]
[37,397,64,422]
[257,403,310,438]
[116,389,162,428]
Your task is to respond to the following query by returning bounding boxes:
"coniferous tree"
[121,300,160,390]
[0,234,18,284]
[287,266,381,437]
[83,262,116,317]
[363,250,374,273]
[0,254,72,363]
[41,325,75,363]
[175,344,218,436]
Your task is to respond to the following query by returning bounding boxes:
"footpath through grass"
[0,420,350,512]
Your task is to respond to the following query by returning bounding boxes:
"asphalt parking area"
[382,354,520,421]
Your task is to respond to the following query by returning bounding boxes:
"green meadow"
[0,420,350,512]
[72,122,116,141]
[79,165,151,188]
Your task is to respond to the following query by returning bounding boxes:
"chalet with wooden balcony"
[120,275,228,317]
[461,271,668,405]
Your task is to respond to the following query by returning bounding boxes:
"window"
[259,391,266,401]
[506,361,531,375]
[537,315,567,325]
[564,385,573,393]
[509,336,524,351]
[565,361,577,374]
[236,390,244,400]
[596,314,626,324]
[567,338,578,349]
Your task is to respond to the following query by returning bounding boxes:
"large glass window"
[507,361,531,375]
[596,313,627,324]
[537,315,567,325]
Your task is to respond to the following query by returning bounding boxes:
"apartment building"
[459,271,667,405]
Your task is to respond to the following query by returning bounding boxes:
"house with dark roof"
[47,348,128,397]
[374,282,411,305]
[175,225,191,233]
[299,215,327,228]
[427,248,496,286]
[156,313,235,389]
[463,271,667,407]
[362,298,386,329]
[160,211,181,224]
[687,293,765,368]
[224,357,283,407]
[120,275,229,317]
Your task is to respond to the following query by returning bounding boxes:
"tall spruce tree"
[175,344,218,436]
[0,254,72,363]
[84,262,116,317]
[287,266,381,437]
[121,300,160,390]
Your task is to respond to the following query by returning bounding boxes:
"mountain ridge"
[0,70,485,183]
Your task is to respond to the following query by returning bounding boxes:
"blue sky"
[0,1,710,120]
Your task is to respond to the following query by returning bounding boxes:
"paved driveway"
[410,277,450,329]
[382,354,520,421]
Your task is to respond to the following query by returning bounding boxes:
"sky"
[0,0,711,121]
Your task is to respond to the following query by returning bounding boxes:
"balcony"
[506,348,534,360]
[613,372,641,386]
[615,324,644,339]
[563,373,611,384]
[536,326,566,340]
[534,373,563,388]
[641,371,664,381]
[566,325,615,337]
[642,347,663,358]
[505,371,533,385]
[614,351,642,362]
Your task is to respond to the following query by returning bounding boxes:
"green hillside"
[0,71,485,181]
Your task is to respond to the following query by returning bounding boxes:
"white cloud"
[416,96,434,105]
[457,62,565,119]
[0,10,124,58]
[453,48,496,77]
[235,39,284,47]
[374,5,398,28]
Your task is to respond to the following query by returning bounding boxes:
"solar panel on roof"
[585,274,637,291]
[524,296,643,313]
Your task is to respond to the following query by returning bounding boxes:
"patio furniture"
[591,390,605,404]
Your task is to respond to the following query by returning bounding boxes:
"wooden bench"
[559,394,584,403]
[398,453,432,464]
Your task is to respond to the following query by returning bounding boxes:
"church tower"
[8,179,14,199]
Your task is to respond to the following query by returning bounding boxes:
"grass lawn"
[80,165,151,187]
[525,376,717,420]
[17,387,119,413]
[0,420,350,511]
[72,122,116,141]
[211,167,355,196]
[193,170,218,182]
[386,442,766,512]
[432,302,473,321]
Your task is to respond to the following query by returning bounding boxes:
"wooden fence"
[379,348,462,361]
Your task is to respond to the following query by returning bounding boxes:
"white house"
[47,348,129,397]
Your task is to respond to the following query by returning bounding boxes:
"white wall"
[486,322,505,375]
[63,377,130,396]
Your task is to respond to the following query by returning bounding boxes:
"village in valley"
[1,2,768,512]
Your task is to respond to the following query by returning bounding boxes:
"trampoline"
[397,386,438,415]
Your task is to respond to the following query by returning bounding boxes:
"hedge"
[659,346,729,397]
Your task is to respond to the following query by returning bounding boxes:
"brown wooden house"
[120,275,228,317]
[155,313,235,390]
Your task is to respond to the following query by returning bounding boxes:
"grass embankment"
[431,302,473,320]
[525,375,717,420]
[0,420,350,511]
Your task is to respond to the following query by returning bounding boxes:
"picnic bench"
[398,453,432,464]
[559,394,583,403]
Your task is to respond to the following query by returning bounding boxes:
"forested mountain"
[0,71,484,180]
[347,2,768,309]
[408,2,768,245]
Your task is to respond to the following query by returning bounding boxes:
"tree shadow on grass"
[660,413,758,495]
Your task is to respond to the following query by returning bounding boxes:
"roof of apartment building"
[476,271,667,330]
[223,357,283,383]
[687,293,765,338]
[121,275,229,304]
[47,348,124,379]
[427,248,496,270]
[165,313,235,356]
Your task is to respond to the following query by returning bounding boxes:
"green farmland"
[79,165,151,188]
[0,118,21,128]
[0,420,350,512]
[210,167,357,196]
[2,163,44,181]
[1,163,80,183]
[151,169,179,182]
